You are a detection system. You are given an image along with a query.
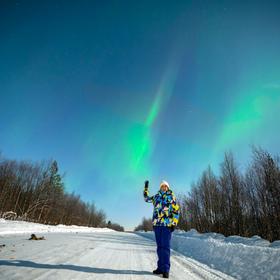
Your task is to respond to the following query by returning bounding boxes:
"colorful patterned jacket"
[143,188,180,227]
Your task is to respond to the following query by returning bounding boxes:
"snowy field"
[0,218,114,235]
[137,229,280,280]
[0,220,279,279]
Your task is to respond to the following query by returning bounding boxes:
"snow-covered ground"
[0,219,234,280]
[137,229,280,280]
[0,220,279,280]
[0,218,113,235]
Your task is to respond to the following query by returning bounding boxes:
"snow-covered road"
[0,231,235,280]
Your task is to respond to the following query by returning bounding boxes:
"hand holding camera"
[144,180,149,190]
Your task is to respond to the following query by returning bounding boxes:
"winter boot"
[162,272,169,278]
[153,269,163,275]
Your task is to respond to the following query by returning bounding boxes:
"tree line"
[134,217,153,232]
[0,153,123,231]
[136,147,280,241]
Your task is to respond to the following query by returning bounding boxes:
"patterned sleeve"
[143,189,155,203]
[171,194,180,226]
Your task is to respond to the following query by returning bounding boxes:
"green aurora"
[0,1,280,229]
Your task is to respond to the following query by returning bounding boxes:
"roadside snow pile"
[137,229,280,280]
[0,219,113,235]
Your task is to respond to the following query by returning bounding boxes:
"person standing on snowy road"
[143,180,180,279]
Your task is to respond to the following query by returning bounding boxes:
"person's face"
[160,184,168,192]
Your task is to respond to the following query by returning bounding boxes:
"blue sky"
[1,0,280,229]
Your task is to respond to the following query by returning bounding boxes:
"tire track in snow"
[0,232,235,280]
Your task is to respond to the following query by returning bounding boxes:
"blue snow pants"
[153,226,172,273]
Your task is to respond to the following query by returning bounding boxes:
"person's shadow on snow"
[0,260,152,275]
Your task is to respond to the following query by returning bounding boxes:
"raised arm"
[143,180,154,203]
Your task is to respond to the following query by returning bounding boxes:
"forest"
[0,154,124,231]
[136,147,280,242]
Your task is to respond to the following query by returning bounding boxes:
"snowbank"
[0,219,114,235]
[137,229,280,280]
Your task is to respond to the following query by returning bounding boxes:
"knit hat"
[160,180,170,189]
